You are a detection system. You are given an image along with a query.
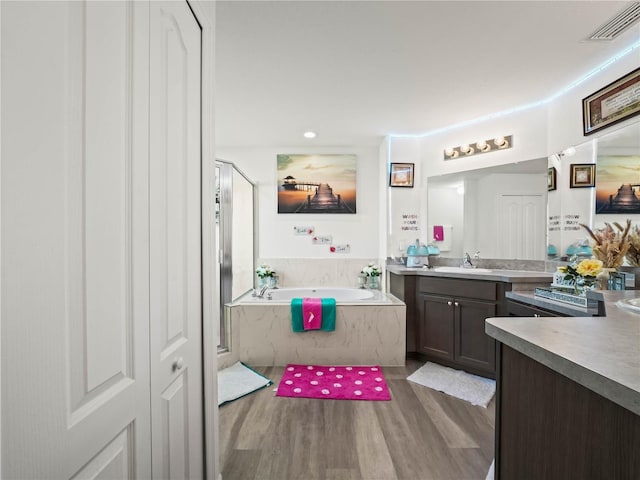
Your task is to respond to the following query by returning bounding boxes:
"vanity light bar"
[444,135,513,160]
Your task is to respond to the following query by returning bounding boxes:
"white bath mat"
[218,361,272,406]
[407,362,496,408]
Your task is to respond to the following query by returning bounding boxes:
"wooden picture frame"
[548,167,556,191]
[570,164,595,188]
[389,163,414,187]
[582,67,640,136]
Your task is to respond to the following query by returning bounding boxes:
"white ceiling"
[215,1,640,148]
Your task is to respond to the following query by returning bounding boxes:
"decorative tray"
[534,287,591,308]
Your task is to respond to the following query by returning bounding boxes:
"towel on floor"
[302,297,323,330]
[291,297,336,332]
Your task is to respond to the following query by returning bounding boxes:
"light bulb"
[303,131,317,139]
[494,136,506,147]
[460,144,473,155]
[476,140,489,151]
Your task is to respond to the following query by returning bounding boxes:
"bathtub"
[220,287,406,368]
[237,286,391,304]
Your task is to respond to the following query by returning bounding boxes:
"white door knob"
[172,357,184,372]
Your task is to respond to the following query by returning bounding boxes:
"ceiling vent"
[588,2,640,40]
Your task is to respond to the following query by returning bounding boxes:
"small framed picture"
[548,167,556,191]
[570,164,595,188]
[389,163,414,187]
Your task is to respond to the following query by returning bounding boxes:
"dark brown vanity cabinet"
[506,298,561,317]
[416,277,505,377]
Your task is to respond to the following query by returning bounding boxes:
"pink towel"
[302,297,323,330]
[433,225,444,241]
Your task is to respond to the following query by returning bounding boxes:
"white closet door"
[1,2,152,478]
[149,2,204,478]
[497,195,546,260]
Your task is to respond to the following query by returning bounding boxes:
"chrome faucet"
[258,284,271,298]
[251,284,273,298]
[462,252,473,268]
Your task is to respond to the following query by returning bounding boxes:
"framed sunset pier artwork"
[277,154,357,214]
[595,154,640,214]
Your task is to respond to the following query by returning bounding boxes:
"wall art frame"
[582,66,640,136]
[389,163,414,187]
[276,154,357,214]
[570,164,595,188]
[548,167,557,191]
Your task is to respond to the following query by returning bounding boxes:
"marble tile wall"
[218,300,406,369]
[257,258,384,288]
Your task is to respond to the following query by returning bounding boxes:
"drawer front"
[418,277,497,301]
[507,299,560,317]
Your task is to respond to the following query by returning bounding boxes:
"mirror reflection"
[427,158,548,260]
[548,120,640,260]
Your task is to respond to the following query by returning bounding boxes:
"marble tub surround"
[486,290,640,416]
[257,258,385,289]
[219,295,406,369]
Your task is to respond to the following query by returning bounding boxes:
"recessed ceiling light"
[303,131,317,139]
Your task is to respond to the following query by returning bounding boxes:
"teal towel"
[291,298,304,332]
[291,298,336,332]
[321,298,336,331]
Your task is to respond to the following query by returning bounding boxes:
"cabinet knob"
[447,301,453,306]
[454,301,459,307]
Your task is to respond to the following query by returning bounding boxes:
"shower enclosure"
[216,160,256,351]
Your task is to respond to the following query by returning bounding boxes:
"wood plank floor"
[219,358,495,480]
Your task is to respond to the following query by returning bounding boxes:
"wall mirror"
[548,120,640,258]
[427,157,548,260]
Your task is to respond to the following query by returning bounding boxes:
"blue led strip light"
[389,39,640,140]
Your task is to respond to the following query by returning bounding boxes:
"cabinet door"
[417,293,454,360]
[454,298,497,372]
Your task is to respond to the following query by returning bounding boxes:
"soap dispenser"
[406,239,421,267]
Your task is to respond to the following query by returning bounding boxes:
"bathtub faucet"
[257,284,272,298]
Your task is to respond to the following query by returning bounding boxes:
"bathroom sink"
[434,266,493,274]
[616,298,640,315]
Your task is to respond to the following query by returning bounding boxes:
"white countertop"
[486,290,640,416]
[387,264,553,283]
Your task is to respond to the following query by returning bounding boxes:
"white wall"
[387,42,640,261]
[217,146,381,260]
[386,137,423,256]
[545,44,640,257]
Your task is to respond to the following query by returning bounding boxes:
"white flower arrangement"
[255,264,276,278]
[361,262,382,277]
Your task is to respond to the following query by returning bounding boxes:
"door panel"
[70,427,133,480]
[1,1,151,477]
[454,299,496,372]
[418,293,454,360]
[149,2,203,478]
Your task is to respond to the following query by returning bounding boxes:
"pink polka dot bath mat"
[276,364,391,401]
